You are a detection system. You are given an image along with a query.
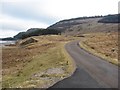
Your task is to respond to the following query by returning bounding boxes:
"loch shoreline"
[0,40,16,47]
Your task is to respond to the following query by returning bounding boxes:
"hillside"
[98,14,120,23]
[47,14,118,36]
[0,37,15,41]
[14,28,61,39]
[1,14,118,40]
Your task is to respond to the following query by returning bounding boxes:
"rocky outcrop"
[19,38,38,46]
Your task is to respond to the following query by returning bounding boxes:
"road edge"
[64,42,77,75]
[47,41,77,89]
[79,41,119,66]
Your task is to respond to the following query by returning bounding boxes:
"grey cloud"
[2,2,59,25]
[1,23,25,31]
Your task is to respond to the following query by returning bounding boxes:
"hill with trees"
[13,28,61,39]
[47,14,118,35]
[0,37,15,41]
[2,14,119,40]
[98,14,120,23]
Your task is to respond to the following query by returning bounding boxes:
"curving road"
[48,40,118,88]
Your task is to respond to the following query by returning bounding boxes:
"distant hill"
[14,28,61,39]
[2,14,119,40]
[47,14,118,35]
[1,28,61,40]
[0,37,15,41]
[98,14,120,23]
[48,16,103,32]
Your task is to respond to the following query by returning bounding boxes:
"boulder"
[20,38,38,46]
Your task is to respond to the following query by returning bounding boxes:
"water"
[0,40,16,47]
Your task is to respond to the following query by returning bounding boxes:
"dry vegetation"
[79,32,118,65]
[2,32,118,88]
[2,35,76,88]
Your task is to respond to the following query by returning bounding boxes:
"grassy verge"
[79,33,119,66]
[2,35,76,88]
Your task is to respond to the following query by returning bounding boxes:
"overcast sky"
[0,0,119,38]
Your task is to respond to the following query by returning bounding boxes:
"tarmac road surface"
[48,40,118,88]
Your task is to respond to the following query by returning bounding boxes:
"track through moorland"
[48,40,118,88]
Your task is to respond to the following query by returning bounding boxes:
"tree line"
[14,28,61,39]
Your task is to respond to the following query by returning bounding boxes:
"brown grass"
[2,35,76,88]
[79,32,118,65]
